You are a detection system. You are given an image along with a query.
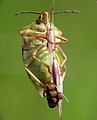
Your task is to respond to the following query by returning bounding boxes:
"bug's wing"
[57,76,63,119]
[58,77,69,119]
[58,74,69,119]
[25,67,45,97]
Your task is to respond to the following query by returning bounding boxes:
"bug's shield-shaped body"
[20,12,67,117]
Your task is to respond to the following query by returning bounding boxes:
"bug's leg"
[21,30,48,41]
[55,46,67,79]
[55,36,68,45]
[25,57,33,67]
[25,67,44,88]
[56,45,67,68]
[20,29,46,37]
[32,44,50,71]
[25,67,45,97]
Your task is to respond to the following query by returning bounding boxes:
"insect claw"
[63,94,69,103]
[20,30,26,36]
[48,67,52,74]
[55,85,69,103]
[43,91,47,97]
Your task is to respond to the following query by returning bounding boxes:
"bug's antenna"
[15,9,80,16]
[54,10,80,14]
[15,11,41,15]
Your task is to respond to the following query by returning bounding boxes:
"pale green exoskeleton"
[20,11,68,118]
[16,3,79,119]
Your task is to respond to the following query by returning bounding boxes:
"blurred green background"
[0,0,97,120]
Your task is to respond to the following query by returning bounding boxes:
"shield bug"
[16,0,79,119]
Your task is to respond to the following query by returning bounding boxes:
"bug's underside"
[20,12,68,118]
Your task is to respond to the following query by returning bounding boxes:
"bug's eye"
[39,15,41,18]
[35,19,40,24]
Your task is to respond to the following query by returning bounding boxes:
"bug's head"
[37,12,50,25]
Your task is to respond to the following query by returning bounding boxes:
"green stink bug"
[16,1,79,119]
[20,11,68,118]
